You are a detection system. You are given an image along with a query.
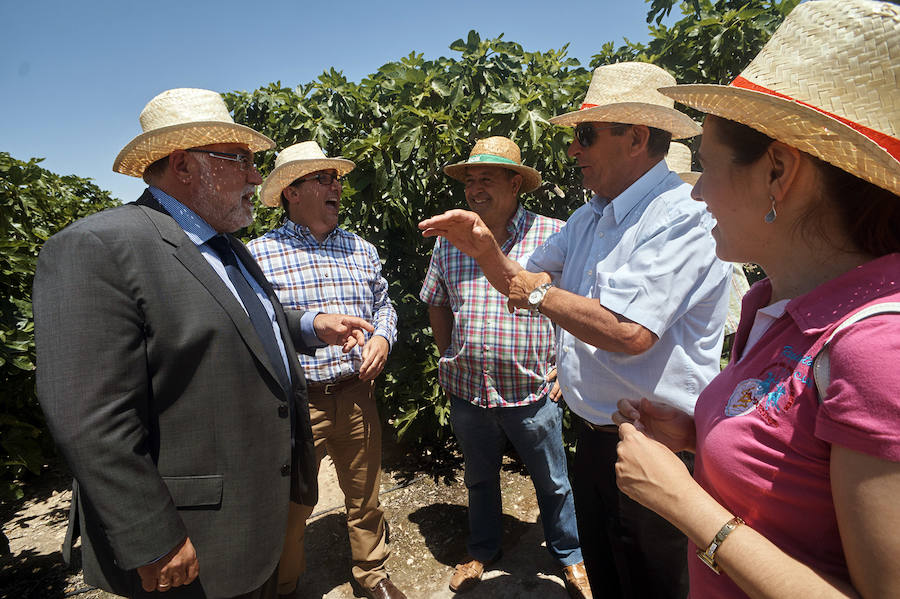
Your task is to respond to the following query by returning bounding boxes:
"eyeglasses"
[296,173,342,186]
[185,149,254,171]
[573,123,626,148]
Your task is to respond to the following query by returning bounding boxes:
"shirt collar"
[506,204,528,236]
[148,186,217,245]
[749,254,900,336]
[589,159,672,224]
[787,253,900,335]
[281,218,340,244]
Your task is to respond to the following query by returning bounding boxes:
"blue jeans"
[450,395,582,566]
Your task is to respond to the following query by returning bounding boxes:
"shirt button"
[278,404,289,418]
[598,231,605,238]
[280,464,290,476]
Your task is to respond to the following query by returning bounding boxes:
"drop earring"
[764,196,777,223]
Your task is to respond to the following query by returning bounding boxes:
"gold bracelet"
[696,516,744,574]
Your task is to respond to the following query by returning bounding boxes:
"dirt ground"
[1,434,576,599]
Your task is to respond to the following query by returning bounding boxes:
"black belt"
[307,374,360,395]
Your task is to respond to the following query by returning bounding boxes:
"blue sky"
[2,0,662,202]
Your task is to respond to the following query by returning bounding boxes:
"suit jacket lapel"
[135,194,288,392]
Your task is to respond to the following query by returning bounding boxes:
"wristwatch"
[527,282,553,313]
[696,515,744,574]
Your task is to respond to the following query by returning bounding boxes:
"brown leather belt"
[307,374,360,395]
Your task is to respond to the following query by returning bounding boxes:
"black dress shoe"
[367,578,407,599]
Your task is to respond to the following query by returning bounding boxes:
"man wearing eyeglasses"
[34,89,374,599]
[419,64,732,599]
[247,142,403,599]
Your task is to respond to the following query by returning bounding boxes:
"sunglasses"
[573,123,626,148]
[295,172,342,186]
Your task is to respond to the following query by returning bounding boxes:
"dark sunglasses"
[573,123,626,148]
[295,172,342,186]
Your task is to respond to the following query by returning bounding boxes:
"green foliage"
[227,0,793,449]
[594,0,799,85]
[0,152,119,499]
[1,0,794,482]
[227,32,590,450]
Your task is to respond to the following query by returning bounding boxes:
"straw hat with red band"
[444,136,542,193]
[660,0,900,197]
[550,62,702,139]
[113,88,274,178]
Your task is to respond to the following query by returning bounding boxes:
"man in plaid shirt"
[248,142,404,599]
[420,137,590,599]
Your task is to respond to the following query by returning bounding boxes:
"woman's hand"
[615,423,696,520]
[612,397,696,453]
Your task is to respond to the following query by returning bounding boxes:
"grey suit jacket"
[34,190,318,598]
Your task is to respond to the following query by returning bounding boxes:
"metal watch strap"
[529,282,553,313]
[696,516,744,574]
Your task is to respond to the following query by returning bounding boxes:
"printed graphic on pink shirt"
[724,350,812,424]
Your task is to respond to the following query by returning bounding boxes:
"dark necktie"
[205,235,291,393]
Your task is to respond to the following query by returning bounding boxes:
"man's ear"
[168,150,192,183]
[629,125,651,156]
[510,173,523,195]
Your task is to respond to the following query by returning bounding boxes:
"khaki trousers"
[277,378,389,594]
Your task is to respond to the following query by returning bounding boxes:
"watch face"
[528,289,543,304]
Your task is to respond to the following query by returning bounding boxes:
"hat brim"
[113,121,275,178]
[443,161,542,193]
[259,157,356,207]
[660,84,900,197]
[549,102,702,139]
[678,171,700,186]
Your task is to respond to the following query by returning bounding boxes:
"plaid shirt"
[420,205,563,408]
[248,220,397,384]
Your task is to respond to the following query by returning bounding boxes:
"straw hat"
[660,0,900,196]
[444,136,542,192]
[258,141,355,207]
[550,62,701,139]
[665,142,700,185]
[113,88,274,178]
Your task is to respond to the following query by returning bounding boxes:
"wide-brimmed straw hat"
[665,142,700,185]
[550,62,701,139]
[113,88,274,178]
[259,141,355,207]
[444,136,542,192]
[660,0,900,196]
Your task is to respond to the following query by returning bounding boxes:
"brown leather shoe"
[449,552,501,593]
[367,577,407,599]
[563,561,593,599]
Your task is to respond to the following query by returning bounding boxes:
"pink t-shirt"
[690,253,900,598]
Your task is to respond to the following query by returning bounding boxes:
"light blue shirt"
[148,186,309,380]
[528,160,732,423]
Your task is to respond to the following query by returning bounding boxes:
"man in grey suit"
[33,88,374,599]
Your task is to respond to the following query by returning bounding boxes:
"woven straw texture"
[113,88,274,178]
[665,142,700,185]
[550,62,701,138]
[259,141,355,207]
[444,136,542,192]
[662,0,900,196]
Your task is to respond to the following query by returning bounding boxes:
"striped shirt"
[420,205,563,408]
[248,220,397,384]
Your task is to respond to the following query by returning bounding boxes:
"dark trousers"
[573,421,690,599]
